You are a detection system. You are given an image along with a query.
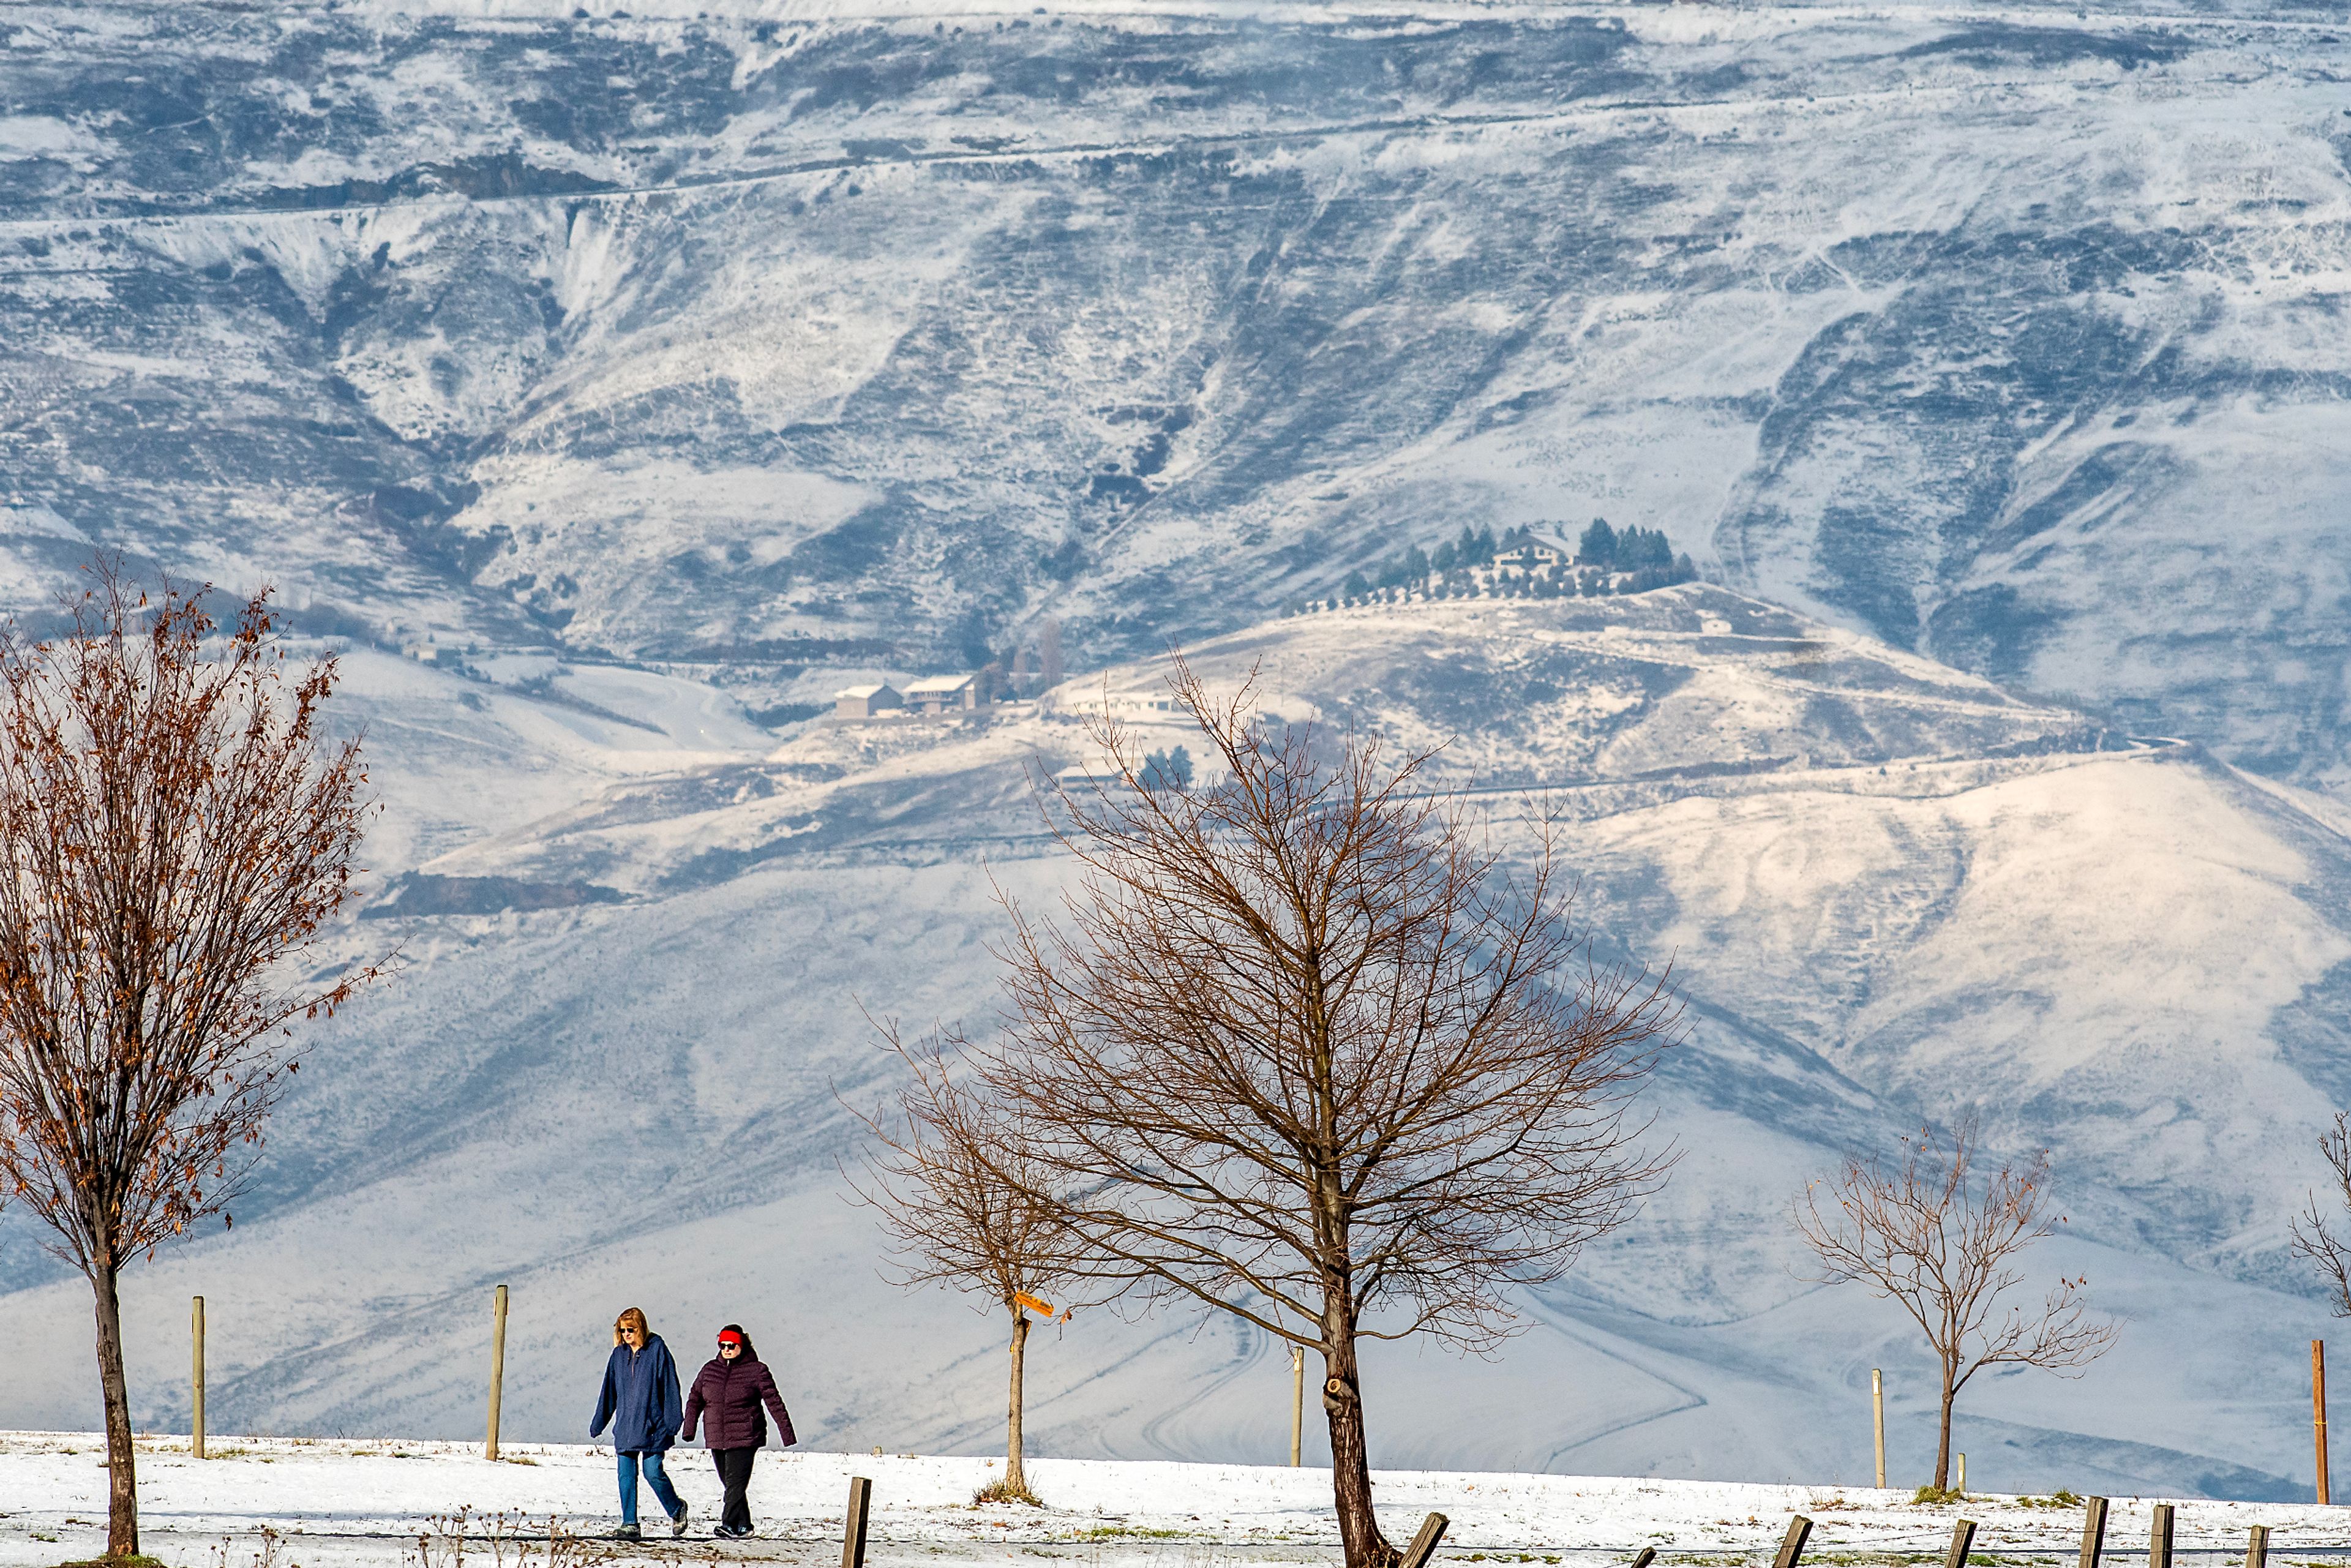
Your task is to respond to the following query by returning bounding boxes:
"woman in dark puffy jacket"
[680,1323,797,1539]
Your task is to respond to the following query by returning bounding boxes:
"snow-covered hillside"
[1,0,2349,776]
[3,0,2350,1508]
[0,587,2339,1504]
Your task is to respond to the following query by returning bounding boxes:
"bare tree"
[967,659,1680,1568]
[2289,1111,2351,1315]
[1792,1118,2118,1492]
[848,1029,1072,1504]
[0,571,385,1556]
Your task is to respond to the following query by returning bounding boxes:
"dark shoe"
[672,1504,690,1539]
[609,1524,641,1540]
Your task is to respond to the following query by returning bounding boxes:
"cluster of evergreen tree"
[1332,519,1698,604]
[1141,745,1194,792]
[1576,519,1697,591]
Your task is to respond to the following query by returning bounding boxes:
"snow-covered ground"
[0,1433,2323,1568]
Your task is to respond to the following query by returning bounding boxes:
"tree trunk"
[92,1258,140,1558]
[1321,1307,1394,1568]
[1933,1360,1955,1493]
[1006,1310,1030,1497]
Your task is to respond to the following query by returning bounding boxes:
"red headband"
[717,1330,743,1346]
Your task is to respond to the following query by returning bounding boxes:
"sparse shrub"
[207,1525,284,1568]
[411,1507,586,1568]
[974,1477,1043,1506]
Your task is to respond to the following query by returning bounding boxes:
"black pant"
[711,1447,758,1534]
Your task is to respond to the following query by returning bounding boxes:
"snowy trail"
[4,1438,2351,1568]
[402,0,2351,38]
[1,1433,2343,1568]
[0,62,2308,231]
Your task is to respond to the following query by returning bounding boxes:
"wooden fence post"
[2246,1525,2269,1568]
[1773,1517,1813,1568]
[191,1296,206,1461]
[1945,1519,1978,1568]
[2319,1340,2334,1506]
[485,1284,509,1461]
[1289,1345,1303,1468]
[2079,1496,2110,1568]
[2149,1504,2174,1568]
[1957,1454,1967,1495]
[841,1476,872,1568]
[1872,1370,1886,1490]
[1400,1513,1450,1568]
[1631,1550,1659,1568]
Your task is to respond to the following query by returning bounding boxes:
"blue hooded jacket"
[590,1332,683,1453]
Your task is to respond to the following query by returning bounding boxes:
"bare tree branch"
[1791,1116,2118,1493]
[966,655,1681,1568]
[2289,1112,2351,1319]
[0,563,389,1556]
[842,1022,1081,1502]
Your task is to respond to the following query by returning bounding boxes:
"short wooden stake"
[1400,1512,1450,1568]
[2246,1525,2270,1568]
[1946,1520,1978,1568]
[1774,1516,1814,1568]
[1289,1345,1304,1468]
[841,1476,872,1568]
[2079,1496,2110,1568]
[191,1296,206,1461]
[484,1283,509,1461]
[2149,1504,2174,1568]
[2320,1340,2334,1506]
[1872,1370,1886,1490]
[1632,1550,1659,1568]
[1957,1453,1967,1495]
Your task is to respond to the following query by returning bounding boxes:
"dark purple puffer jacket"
[681,1344,795,1450]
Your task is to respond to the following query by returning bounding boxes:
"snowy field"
[0,1434,2328,1568]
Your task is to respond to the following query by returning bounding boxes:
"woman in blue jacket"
[589,1307,689,1540]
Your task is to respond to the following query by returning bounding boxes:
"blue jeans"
[617,1449,684,1527]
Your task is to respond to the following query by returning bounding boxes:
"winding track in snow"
[0,54,2317,233]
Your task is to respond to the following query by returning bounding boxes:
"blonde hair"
[613,1307,650,1346]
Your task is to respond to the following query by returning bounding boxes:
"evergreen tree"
[1618,528,1672,571]
[1342,570,1370,600]
[1577,519,1617,566]
[1141,745,1194,792]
